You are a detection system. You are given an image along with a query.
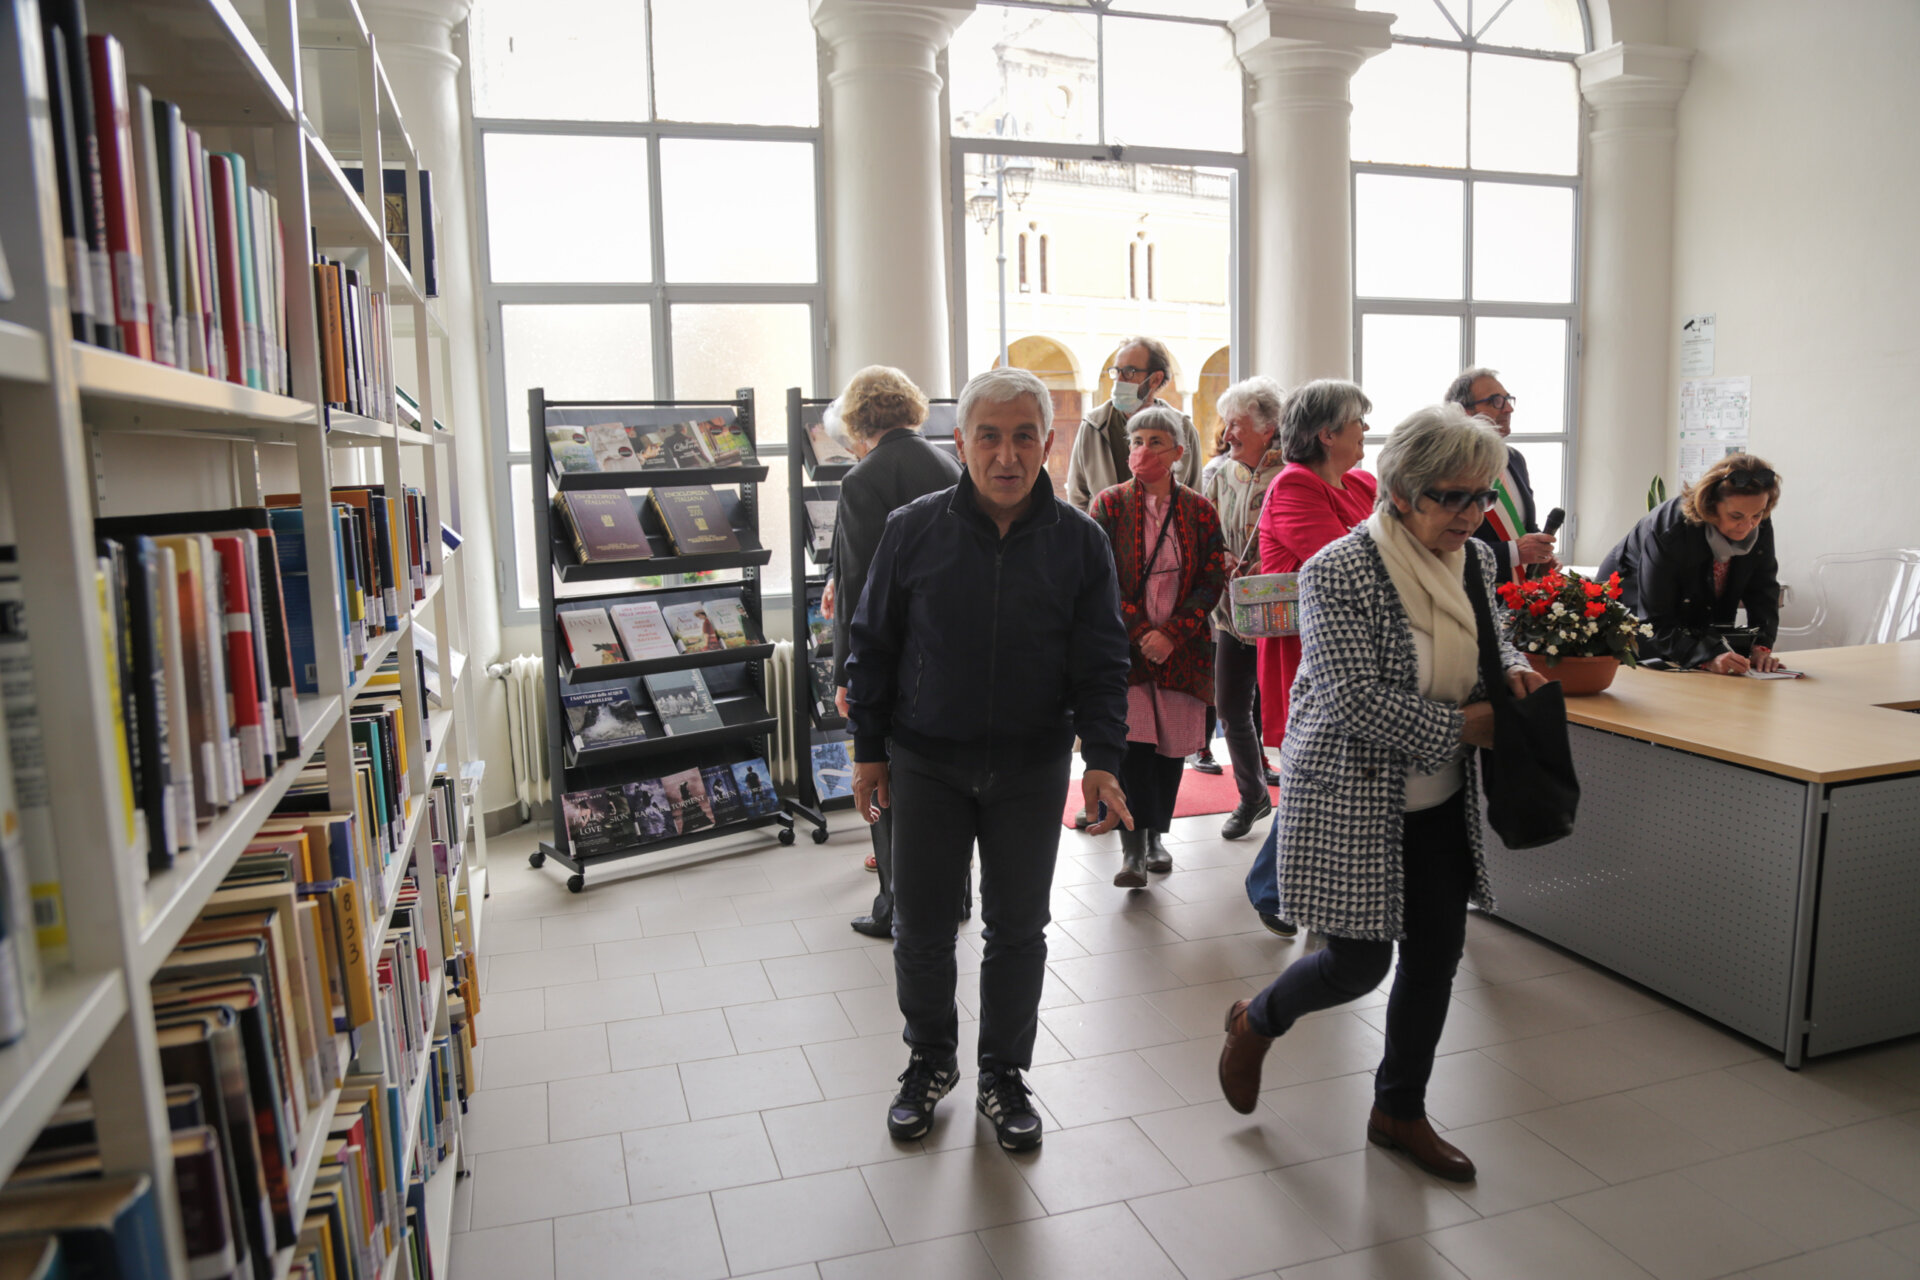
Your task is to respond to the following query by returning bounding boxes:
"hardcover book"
[731,758,780,817]
[630,429,677,470]
[656,422,708,470]
[559,492,650,564]
[661,602,722,654]
[584,422,642,472]
[649,487,740,556]
[559,608,625,668]
[811,740,854,801]
[641,668,723,736]
[545,426,597,474]
[658,767,715,835]
[695,416,753,467]
[561,787,637,858]
[702,598,751,648]
[622,778,674,843]
[606,601,679,661]
[700,764,746,826]
[560,683,648,751]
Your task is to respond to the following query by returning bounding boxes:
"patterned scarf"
[1368,512,1480,705]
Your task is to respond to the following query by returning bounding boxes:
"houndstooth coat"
[1273,524,1530,941]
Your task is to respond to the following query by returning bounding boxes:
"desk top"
[1567,642,1920,783]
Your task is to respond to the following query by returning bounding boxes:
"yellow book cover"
[94,569,141,862]
[329,878,376,1027]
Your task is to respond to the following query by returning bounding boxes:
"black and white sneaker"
[886,1052,959,1141]
[977,1068,1043,1151]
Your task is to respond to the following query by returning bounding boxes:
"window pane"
[660,139,817,283]
[1472,182,1574,303]
[510,463,540,610]
[501,304,655,453]
[650,0,819,126]
[1109,0,1248,17]
[670,303,813,413]
[950,6,1099,145]
[1103,17,1242,153]
[759,456,793,600]
[1351,45,1466,168]
[1356,173,1463,300]
[1374,0,1466,41]
[1477,0,1586,54]
[1469,54,1579,175]
[1473,316,1567,435]
[470,0,650,122]
[1360,313,1461,433]
[483,134,652,283]
[1505,440,1565,516]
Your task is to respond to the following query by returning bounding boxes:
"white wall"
[1660,0,1920,627]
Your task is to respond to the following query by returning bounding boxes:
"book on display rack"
[531,387,799,889]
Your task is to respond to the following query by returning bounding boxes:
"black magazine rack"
[530,387,796,891]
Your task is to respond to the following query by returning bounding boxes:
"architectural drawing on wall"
[1678,375,1751,487]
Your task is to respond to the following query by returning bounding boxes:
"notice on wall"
[1680,314,1716,377]
[1678,375,1750,487]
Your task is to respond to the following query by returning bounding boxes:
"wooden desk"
[1479,642,1920,1066]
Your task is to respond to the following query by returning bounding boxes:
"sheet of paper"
[1678,375,1750,487]
[1680,313,1716,377]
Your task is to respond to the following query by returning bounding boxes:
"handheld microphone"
[1528,508,1567,579]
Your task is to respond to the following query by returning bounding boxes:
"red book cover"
[85,33,153,359]
[206,154,247,385]
[211,534,267,787]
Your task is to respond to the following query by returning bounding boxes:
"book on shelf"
[649,487,741,556]
[584,422,642,472]
[128,84,175,368]
[701,598,752,649]
[622,777,674,843]
[641,669,724,736]
[340,165,439,298]
[700,763,746,827]
[544,425,597,474]
[40,4,114,348]
[86,32,154,361]
[660,601,723,654]
[0,1236,58,1280]
[695,415,755,467]
[0,562,70,969]
[559,608,625,669]
[556,491,651,565]
[655,422,709,470]
[0,725,33,1043]
[561,787,638,858]
[807,420,856,467]
[541,407,757,476]
[808,652,840,725]
[806,591,832,653]
[658,767,715,835]
[0,1175,165,1280]
[91,563,146,872]
[733,758,781,817]
[560,682,649,752]
[804,500,838,559]
[811,740,855,801]
[606,601,679,661]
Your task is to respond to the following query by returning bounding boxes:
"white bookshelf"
[0,0,487,1276]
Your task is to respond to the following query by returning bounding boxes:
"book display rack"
[530,389,798,892]
[0,3,485,1278]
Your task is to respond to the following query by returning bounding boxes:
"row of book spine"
[313,255,393,423]
[41,0,291,393]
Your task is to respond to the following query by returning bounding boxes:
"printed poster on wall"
[1678,375,1750,488]
[1680,314,1716,377]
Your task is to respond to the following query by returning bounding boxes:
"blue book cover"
[560,682,649,752]
[811,741,853,801]
[731,758,780,817]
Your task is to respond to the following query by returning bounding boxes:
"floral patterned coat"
[1089,479,1228,704]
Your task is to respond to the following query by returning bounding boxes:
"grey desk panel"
[1479,725,1810,1050]
[1807,773,1920,1056]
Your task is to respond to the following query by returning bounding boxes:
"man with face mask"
[1065,336,1203,512]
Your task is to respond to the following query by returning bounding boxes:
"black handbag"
[1462,560,1580,848]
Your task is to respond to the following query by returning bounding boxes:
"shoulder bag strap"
[1133,497,1178,606]
[1461,555,1509,703]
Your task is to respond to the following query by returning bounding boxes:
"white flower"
[1547,644,1558,655]
[1528,641,1540,651]
[1551,602,1567,616]
[1640,623,1654,637]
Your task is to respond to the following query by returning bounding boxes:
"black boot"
[1145,831,1172,874]
[1113,828,1148,888]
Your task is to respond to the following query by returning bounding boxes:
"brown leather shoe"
[1218,999,1273,1114]
[1365,1106,1476,1182]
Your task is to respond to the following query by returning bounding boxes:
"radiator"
[488,655,550,819]
[766,640,799,786]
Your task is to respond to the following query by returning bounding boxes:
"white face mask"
[1111,378,1147,416]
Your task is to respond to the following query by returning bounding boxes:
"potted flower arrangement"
[1496,570,1654,695]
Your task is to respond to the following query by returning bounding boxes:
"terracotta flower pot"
[1526,653,1620,696]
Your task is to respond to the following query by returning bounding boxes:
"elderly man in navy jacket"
[846,367,1134,1152]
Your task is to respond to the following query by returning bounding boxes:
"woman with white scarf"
[1216,405,1544,1184]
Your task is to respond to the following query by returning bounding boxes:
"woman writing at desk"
[1598,453,1785,674]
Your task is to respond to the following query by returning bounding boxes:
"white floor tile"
[468,1134,631,1228]
[1514,1094,1721,1184]
[464,1083,549,1155]
[1040,994,1186,1058]
[1737,1238,1920,1280]
[1025,1051,1187,1129]
[539,906,644,948]
[1278,1238,1468,1280]
[696,920,811,967]
[1134,1098,1320,1185]
[1559,1171,1797,1280]
[763,949,889,1000]
[449,1220,554,1280]
[622,1112,782,1203]
[655,959,778,1013]
[724,993,858,1054]
[547,1065,689,1141]
[817,1234,1002,1280]
[481,987,546,1037]
[592,933,708,979]
[1424,1203,1653,1280]
[1625,1069,1830,1153]
[1430,1118,1605,1217]
[484,1024,612,1088]
[487,944,600,993]
[542,974,663,1029]
[1681,1144,1914,1251]
[760,1091,921,1178]
[679,1045,823,1119]
[859,1144,1046,1243]
[605,1007,737,1071]
[551,1195,728,1280]
[710,1168,891,1274]
[1791,1115,1920,1212]
[1010,1117,1188,1214]
[1266,1147,1478,1251]
[1048,949,1186,1003]
[1130,1171,1343,1280]
[979,1202,1184,1280]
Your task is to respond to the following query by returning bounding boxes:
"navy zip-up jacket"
[845,471,1132,777]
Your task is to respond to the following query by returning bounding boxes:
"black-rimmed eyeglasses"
[1106,365,1152,381]
[1469,393,1517,411]
[1422,488,1500,514]
[1722,467,1777,492]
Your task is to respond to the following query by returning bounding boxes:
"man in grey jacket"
[1064,335,1202,511]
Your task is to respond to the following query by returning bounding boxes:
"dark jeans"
[889,744,1070,1073]
[1216,633,1265,808]
[1245,812,1282,916]
[1245,790,1474,1120]
[867,807,894,924]
[1119,740,1185,835]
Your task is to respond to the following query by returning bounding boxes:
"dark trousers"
[1245,812,1282,916]
[867,807,894,924]
[1119,740,1185,835]
[1245,791,1474,1120]
[889,744,1069,1073]
[1215,633,1265,809]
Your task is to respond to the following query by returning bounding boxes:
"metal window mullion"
[952,136,1246,171]
[471,116,821,144]
[1461,169,1474,363]
[1354,298,1474,317]
[488,283,664,304]
[649,130,672,398]
[1390,34,1581,63]
[1353,160,1579,189]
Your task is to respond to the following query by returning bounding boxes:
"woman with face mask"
[1088,406,1229,887]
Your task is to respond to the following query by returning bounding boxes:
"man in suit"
[1444,367,1558,580]
[828,367,964,938]
[1065,336,1203,512]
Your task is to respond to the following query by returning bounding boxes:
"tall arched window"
[1351,0,1588,515]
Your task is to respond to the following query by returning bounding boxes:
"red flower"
[1585,601,1607,618]
[1528,601,1549,616]
[1584,582,1605,598]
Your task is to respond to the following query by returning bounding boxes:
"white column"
[361,0,509,792]
[811,0,975,395]
[1573,43,1691,562]
[1232,2,1391,388]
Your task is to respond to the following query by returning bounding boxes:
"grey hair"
[957,367,1053,437]
[1374,403,1507,516]
[1280,378,1370,465]
[1125,404,1186,447]
[1214,375,1284,440]
[1444,366,1499,409]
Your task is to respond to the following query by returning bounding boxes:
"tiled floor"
[451,811,1920,1280]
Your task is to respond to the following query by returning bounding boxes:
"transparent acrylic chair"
[1774,549,1920,649]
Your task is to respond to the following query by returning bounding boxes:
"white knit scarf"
[1367,511,1479,705]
